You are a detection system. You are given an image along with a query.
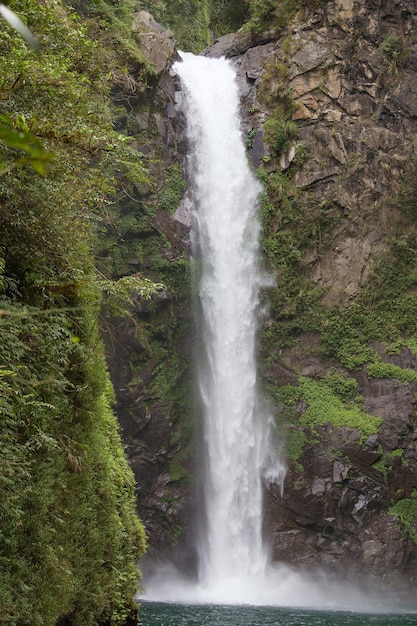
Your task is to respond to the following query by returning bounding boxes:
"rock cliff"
[107,0,417,597]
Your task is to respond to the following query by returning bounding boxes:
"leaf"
[0,123,40,154]
[0,120,53,175]
[19,154,53,176]
[0,4,40,50]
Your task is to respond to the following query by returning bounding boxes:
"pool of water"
[138,602,417,626]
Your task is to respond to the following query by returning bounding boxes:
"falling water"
[173,52,285,599]
[136,52,410,615]
[140,53,397,612]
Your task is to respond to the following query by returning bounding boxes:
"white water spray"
[140,54,392,612]
[174,52,285,591]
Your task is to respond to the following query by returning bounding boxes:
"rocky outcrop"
[213,0,417,308]
[264,367,417,592]
[132,11,176,75]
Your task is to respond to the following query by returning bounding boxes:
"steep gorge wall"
[100,12,197,570]
[108,0,417,596]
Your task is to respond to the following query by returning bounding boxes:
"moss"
[372,446,388,479]
[285,427,306,471]
[272,377,382,444]
[269,374,381,471]
[297,377,382,439]
[169,452,193,484]
[367,360,417,385]
[379,34,410,73]
[389,492,417,546]
[398,158,417,221]
[263,117,298,157]
[322,373,360,401]
[160,163,186,214]
[258,58,298,119]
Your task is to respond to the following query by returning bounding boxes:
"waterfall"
[139,54,389,610]
[173,52,285,598]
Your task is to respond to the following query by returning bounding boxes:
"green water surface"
[139,602,417,626]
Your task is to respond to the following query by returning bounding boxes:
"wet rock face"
[260,343,417,592]
[223,0,417,307]
[102,18,196,563]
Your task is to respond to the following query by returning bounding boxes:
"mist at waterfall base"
[137,53,413,617]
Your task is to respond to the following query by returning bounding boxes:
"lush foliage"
[389,492,417,546]
[0,300,146,625]
[270,375,381,465]
[99,274,165,317]
[138,0,211,52]
[0,0,155,623]
[243,0,300,36]
[296,377,382,438]
[137,0,247,52]
[243,0,331,35]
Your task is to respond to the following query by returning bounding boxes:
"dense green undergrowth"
[136,0,331,52]
[0,0,159,623]
[138,0,247,52]
[389,492,417,546]
[270,375,382,466]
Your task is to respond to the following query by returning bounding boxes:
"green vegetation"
[160,163,187,214]
[367,360,417,385]
[243,0,330,37]
[138,0,211,52]
[100,274,165,318]
[208,0,248,40]
[0,0,164,622]
[263,118,298,157]
[0,300,146,625]
[389,492,417,546]
[134,0,333,52]
[373,448,406,479]
[297,376,381,437]
[398,157,417,220]
[319,231,417,370]
[243,0,301,36]
[379,33,410,73]
[137,0,247,52]
[270,375,381,466]
[0,1,40,50]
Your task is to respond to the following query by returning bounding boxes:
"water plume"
[139,53,403,614]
